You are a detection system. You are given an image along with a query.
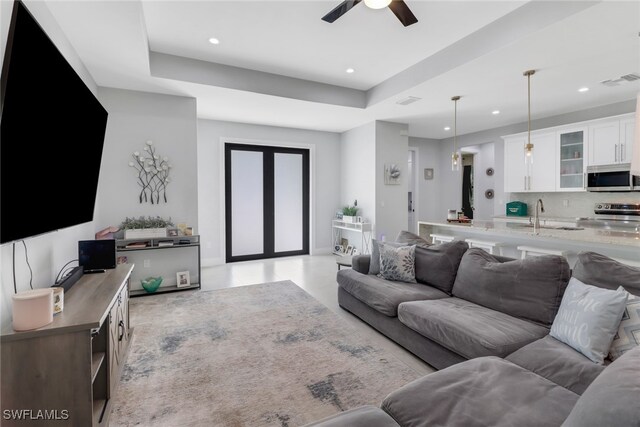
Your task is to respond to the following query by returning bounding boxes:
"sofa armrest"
[352,255,371,274]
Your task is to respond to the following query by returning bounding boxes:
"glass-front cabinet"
[557,127,587,191]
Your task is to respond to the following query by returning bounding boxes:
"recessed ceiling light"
[578,87,589,92]
[444,126,451,131]
[208,37,220,45]
[492,110,500,115]
[346,68,355,74]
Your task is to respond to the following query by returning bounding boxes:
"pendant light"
[451,96,461,171]
[524,70,536,173]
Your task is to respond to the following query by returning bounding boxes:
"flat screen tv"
[1,1,108,244]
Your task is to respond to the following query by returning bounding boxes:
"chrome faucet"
[534,199,545,233]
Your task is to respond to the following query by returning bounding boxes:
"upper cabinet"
[503,113,635,194]
[504,133,556,193]
[588,117,635,166]
[557,127,587,191]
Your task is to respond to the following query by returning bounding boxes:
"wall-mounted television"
[1,1,108,244]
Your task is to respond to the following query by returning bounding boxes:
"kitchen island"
[418,219,640,267]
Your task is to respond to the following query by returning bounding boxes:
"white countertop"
[418,220,640,248]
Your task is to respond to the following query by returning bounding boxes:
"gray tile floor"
[200,254,435,377]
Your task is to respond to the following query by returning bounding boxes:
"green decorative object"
[120,216,174,230]
[141,277,163,293]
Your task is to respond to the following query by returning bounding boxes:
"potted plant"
[342,202,358,223]
[120,216,174,239]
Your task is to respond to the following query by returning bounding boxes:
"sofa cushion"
[573,251,640,296]
[550,277,627,364]
[452,249,570,326]
[398,297,549,359]
[381,356,579,427]
[609,293,640,360]
[378,244,416,283]
[351,255,370,275]
[414,240,469,294]
[395,230,431,248]
[337,269,448,317]
[506,335,605,395]
[562,346,640,427]
[303,405,400,427]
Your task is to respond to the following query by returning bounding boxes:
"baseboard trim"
[201,257,224,267]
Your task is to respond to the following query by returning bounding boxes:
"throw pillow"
[550,277,628,364]
[608,293,640,360]
[378,244,416,283]
[368,240,404,275]
[395,231,431,248]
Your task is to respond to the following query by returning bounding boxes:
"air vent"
[396,96,421,106]
[600,73,640,87]
[620,73,640,81]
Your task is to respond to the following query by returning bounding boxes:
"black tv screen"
[1,1,108,244]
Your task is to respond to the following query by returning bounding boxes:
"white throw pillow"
[550,277,628,364]
[609,293,640,361]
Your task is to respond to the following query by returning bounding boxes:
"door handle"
[621,144,625,162]
[615,144,618,162]
[524,176,526,191]
[583,172,586,189]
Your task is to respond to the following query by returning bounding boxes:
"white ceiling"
[45,0,640,139]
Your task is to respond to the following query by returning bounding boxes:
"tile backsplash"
[508,192,640,218]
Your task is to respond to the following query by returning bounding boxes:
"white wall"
[0,0,99,326]
[95,88,198,230]
[409,137,441,221]
[375,121,409,241]
[465,143,495,220]
[198,119,341,264]
[340,122,376,224]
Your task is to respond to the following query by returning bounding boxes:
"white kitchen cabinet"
[620,118,635,163]
[504,133,556,192]
[588,118,635,166]
[556,127,587,191]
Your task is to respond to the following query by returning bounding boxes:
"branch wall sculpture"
[128,140,172,204]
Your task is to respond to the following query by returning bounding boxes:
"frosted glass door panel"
[231,150,263,256]
[274,153,303,253]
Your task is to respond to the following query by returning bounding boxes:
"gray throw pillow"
[609,293,640,361]
[550,277,628,364]
[368,240,404,275]
[395,231,431,248]
[378,244,416,283]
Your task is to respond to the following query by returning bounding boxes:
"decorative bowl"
[141,276,163,293]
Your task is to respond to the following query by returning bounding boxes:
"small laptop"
[78,240,116,273]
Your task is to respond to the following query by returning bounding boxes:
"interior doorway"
[224,143,310,263]
[461,153,474,219]
[408,148,418,233]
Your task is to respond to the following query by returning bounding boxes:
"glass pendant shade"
[364,0,392,9]
[451,151,460,171]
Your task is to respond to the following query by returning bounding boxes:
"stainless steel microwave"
[587,164,640,192]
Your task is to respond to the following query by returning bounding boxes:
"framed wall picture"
[346,245,354,255]
[384,163,401,185]
[176,271,191,288]
[424,168,434,180]
[168,228,179,237]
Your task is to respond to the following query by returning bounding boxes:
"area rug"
[110,281,421,427]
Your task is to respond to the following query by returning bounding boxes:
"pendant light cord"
[528,72,531,145]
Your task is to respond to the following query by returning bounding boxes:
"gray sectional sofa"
[310,244,640,426]
[338,241,571,369]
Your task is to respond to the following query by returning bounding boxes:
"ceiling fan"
[322,0,418,27]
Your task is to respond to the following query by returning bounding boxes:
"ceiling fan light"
[364,0,392,10]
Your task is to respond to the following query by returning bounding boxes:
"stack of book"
[157,240,174,247]
[125,241,148,249]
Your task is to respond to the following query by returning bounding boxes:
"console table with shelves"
[332,220,373,255]
[115,235,201,297]
[0,264,134,427]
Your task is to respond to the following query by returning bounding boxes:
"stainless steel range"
[576,203,640,234]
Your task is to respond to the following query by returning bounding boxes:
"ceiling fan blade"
[321,0,362,23]
[388,0,418,27]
